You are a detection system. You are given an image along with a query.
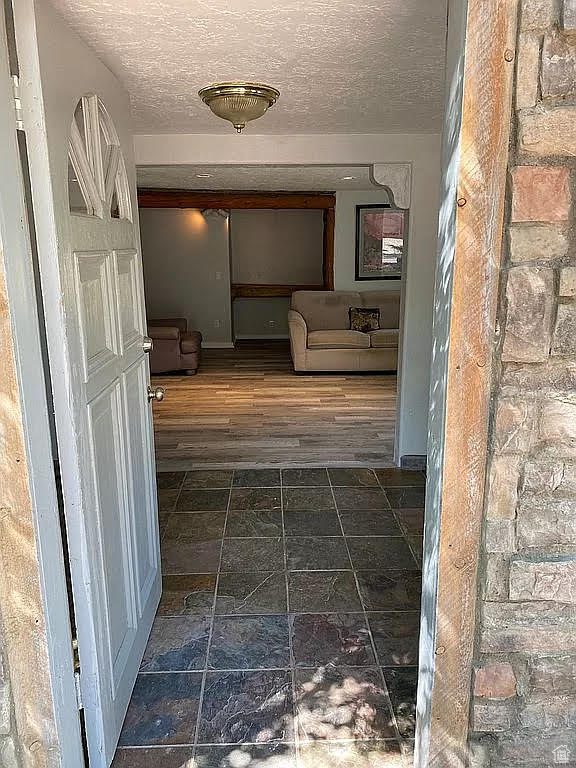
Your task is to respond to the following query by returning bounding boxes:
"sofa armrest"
[148,325,180,340]
[288,310,307,371]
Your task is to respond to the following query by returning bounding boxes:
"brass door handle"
[147,386,165,402]
[143,336,153,353]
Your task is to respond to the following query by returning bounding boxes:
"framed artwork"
[355,205,407,280]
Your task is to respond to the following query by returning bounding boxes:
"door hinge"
[12,75,24,131]
[74,671,84,711]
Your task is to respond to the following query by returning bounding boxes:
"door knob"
[142,336,153,353]
[147,385,165,402]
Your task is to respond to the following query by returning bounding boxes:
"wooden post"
[323,207,335,291]
[424,1,518,765]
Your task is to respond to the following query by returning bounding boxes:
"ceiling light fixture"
[196,173,212,178]
[198,82,280,133]
[340,176,356,181]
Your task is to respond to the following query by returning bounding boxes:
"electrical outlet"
[268,320,276,328]
[213,319,221,328]
[215,271,223,280]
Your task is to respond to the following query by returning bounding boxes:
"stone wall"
[471,0,576,765]
[0,624,20,768]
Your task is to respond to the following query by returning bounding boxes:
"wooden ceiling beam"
[138,189,336,209]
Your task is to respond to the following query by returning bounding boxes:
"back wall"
[139,208,233,346]
[230,208,323,339]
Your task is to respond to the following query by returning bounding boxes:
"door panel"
[88,383,136,698]
[123,357,159,615]
[116,249,143,353]
[74,250,118,382]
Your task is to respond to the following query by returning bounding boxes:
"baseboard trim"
[201,341,235,349]
[400,454,427,471]
[234,334,290,340]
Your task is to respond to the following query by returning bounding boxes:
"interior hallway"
[113,466,423,768]
[152,341,397,470]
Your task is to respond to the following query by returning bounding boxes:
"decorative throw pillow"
[349,307,380,333]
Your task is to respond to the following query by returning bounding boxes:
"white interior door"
[12,4,161,765]
[65,96,161,766]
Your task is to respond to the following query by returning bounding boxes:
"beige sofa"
[288,290,400,372]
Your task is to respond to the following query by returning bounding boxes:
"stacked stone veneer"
[471,0,576,765]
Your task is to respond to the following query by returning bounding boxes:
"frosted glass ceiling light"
[198,82,280,133]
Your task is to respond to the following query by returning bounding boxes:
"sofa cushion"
[369,329,399,348]
[308,330,371,350]
[361,291,400,329]
[292,291,361,331]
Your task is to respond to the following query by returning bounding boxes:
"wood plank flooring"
[152,340,396,469]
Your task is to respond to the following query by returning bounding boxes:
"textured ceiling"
[50,0,447,134]
[137,164,380,191]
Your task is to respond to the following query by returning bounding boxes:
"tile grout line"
[392,508,421,569]
[116,736,401,751]
[157,472,186,545]
[190,475,233,753]
[280,471,300,758]
[172,471,186,512]
[328,470,405,751]
[137,663,419,675]
[374,474,422,571]
[148,609,421,620]
[374,472,421,753]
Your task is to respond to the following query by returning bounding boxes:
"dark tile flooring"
[113,467,424,768]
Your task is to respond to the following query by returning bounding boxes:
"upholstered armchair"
[147,318,202,375]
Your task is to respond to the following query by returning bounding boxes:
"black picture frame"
[355,204,407,281]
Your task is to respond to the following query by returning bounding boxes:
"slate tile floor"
[113,467,424,768]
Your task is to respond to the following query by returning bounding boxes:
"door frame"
[0,0,516,765]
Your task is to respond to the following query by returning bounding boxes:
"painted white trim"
[201,341,235,348]
[371,163,412,208]
[0,4,84,765]
[134,133,440,166]
[234,334,290,340]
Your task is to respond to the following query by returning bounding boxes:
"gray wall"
[139,208,232,346]
[233,297,290,339]
[334,189,400,293]
[230,209,323,284]
[230,209,323,339]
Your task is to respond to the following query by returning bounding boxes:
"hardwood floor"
[152,340,396,469]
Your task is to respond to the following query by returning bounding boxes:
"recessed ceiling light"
[340,176,356,180]
[196,173,212,178]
